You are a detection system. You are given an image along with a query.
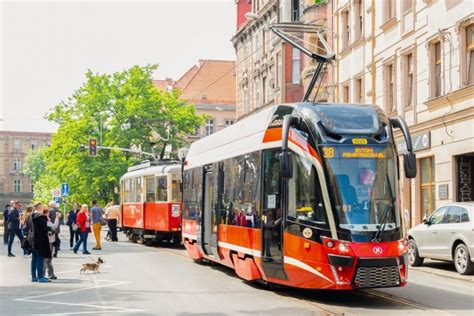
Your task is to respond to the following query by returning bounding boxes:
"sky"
[0,0,236,133]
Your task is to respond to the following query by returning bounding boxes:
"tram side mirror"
[280,151,293,179]
[404,152,417,178]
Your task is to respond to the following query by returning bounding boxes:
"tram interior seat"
[336,174,358,207]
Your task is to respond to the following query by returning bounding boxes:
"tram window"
[124,179,131,203]
[170,177,181,202]
[222,153,261,227]
[288,154,327,226]
[263,150,280,211]
[134,178,142,202]
[156,176,168,202]
[145,177,156,202]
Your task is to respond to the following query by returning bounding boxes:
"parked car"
[407,202,474,275]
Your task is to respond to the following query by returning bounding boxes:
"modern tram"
[120,161,182,244]
[181,102,417,290]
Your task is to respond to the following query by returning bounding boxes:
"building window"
[383,0,396,23]
[384,62,396,112]
[276,52,282,89]
[354,0,363,42]
[463,24,474,86]
[342,83,349,103]
[354,77,363,103]
[14,140,21,150]
[254,78,260,108]
[420,157,436,217]
[292,0,300,22]
[292,47,300,84]
[13,180,21,193]
[225,120,234,127]
[243,87,249,114]
[31,142,37,150]
[402,0,413,13]
[205,119,214,136]
[262,76,267,104]
[13,158,21,171]
[342,9,350,50]
[431,41,442,98]
[404,52,415,108]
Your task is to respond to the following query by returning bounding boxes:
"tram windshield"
[322,145,401,240]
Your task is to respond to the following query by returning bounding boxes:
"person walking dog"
[72,204,91,255]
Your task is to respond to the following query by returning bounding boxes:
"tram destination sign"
[396,131,430,154]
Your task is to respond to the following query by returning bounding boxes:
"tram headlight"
[398,239,408,253]
[338,243,349,253]
[326,240,335,248]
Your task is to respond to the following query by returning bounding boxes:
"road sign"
[53,197,61,205]
[61,183,70,197]
[52,188,61,198]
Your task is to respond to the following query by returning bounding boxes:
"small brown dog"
[80,257,104,274]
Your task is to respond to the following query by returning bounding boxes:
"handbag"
[72,223,79,232]
[100,217,107,226]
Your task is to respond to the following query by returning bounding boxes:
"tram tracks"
[136,241,448,315]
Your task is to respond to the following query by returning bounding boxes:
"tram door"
[261,150,287,280]
[201,165,215,255]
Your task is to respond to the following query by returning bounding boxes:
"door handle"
[451,230,455,234]
[433,231,438,234]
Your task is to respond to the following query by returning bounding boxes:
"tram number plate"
[171,204,181,217]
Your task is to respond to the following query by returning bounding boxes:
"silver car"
[407,202,474,275]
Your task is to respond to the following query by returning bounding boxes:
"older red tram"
[120,161,182,244]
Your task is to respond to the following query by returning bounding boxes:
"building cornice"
[424,85,474,109]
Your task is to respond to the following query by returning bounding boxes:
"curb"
[410,265,474,283]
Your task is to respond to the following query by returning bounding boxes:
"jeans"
[68,225,79,248]
[92,223,101,248]
[7,228,25,255]
[73,231,89,253]
[31,251,45,279]
[107,219,118,241]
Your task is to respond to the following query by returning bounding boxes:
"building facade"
[153,59,236,141]
[232,0,306,119]
[0,131,52,207]
[333,0,474,227]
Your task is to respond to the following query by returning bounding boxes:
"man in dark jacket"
[48,201,61,257]
[3,203,10,244]
[7,200,24,257]
[27,202,51,282]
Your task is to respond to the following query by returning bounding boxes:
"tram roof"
[185,104,284,169]
[185,102,384,169]
[120,163,181,181]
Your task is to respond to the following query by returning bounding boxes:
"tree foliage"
[31,64,203,206]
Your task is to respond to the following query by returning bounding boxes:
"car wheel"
[408,239,424,267]
[454,243,474,275]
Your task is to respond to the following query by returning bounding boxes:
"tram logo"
[372,246,383,255]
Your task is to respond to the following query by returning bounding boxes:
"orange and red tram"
[120,161,182,244]
[182,102,417,290]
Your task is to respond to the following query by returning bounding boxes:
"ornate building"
[0,131,52,208]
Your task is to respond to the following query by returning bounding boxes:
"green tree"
[35,64,203,206]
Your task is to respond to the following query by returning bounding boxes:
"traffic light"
[89,138,97,157]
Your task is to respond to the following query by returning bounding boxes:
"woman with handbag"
[67,203,80,249]
[72,204,91,255]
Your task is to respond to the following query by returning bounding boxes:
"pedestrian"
[44,210,61,280]
[72,204,91,255]
[7,200,24,257]
[27,202,52,283]
[20,205,34,256]
[67,203,80,248]
[48,201,61,257]
[90,200,103,250]
[104,201,119,242]
[3,203,10,244]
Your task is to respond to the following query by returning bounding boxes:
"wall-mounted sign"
[457,155,474,202]
[438,184,449,200]
[396,131,431,154]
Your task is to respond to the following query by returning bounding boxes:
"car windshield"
[322,144,400,239]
